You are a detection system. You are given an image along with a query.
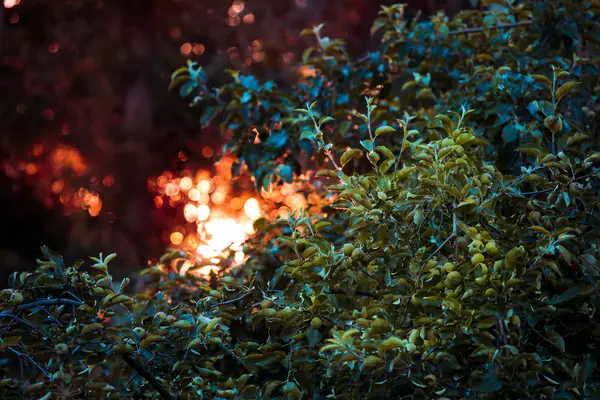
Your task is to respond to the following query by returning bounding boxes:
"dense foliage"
[2,0,600,398]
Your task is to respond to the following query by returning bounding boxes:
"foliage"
[3,0,600,399]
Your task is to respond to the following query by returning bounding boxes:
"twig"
[8,347,50,377]
[16,298,82,311]
[125,372,140,390]
[287,341,294,383]
[447,21,533,36]
[121,354,174,400]
[415,213,458,284]
[329,289,377,299]
[497,318,509,347]
[208,291,252,309]
[0,312,51,340]
[519,188,554,196]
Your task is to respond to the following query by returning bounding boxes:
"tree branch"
[329,289,377,299]
[8,347,50,377]
[16,298,82,311]
[415,213,458,284]
[448,21,533,36]
[121,354,174,400]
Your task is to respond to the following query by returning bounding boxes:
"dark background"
[0,0,467,283]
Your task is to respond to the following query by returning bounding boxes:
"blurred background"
[0,0,467,284]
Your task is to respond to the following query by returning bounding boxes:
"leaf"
[375,125,395,137]
[401,81,418,91]
[173,320,193,330]
[360,140,374,152]
[299,131,316,141]
[530,226,551,236]
[566,133,588,147]
[376,145,395,160]
[112,343,134,354]
[168,76,189,91]
[319,116,334,126]
[240,91,252,104]
[265,131,288,148]
[543,287,580,305]
[541,330,565,353]
[472,365,503,393]
[378,159,395,175]
[340,149,362,167]
[530,74,552,88]
[555,81,580,104]
[141,335,164,349]
[81,323,104,335]
[362,355,383,368]
[378,336,404,355]
[179,81,195,97]
[0,336,21,350]
[556,245,574,265]
[205,318,221,333]
[40,246,65,274]
[435,114,454,134]
[341,329,360,344]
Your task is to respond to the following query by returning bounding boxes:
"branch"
[329,289,377,299]
[448,21,533,36]
[16,298,82,311]
[0,312,51,340]
[8,347,50,377]
[415,213,458,284]
[121,354,174,400]
[209,291,252,309]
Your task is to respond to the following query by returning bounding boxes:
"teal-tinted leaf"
[239,75,259,91]
[240,91,252,104]
[502,123,517,143]
[179,81,195,97]
[543,287,580,305]
[41,246,65,274]
[360,140,374,152]
[552,392,575,400]
[276,165,293,183]
[300,131,316,141]
[265,131,288,148]
[472,365,503,393]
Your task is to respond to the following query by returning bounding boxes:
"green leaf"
[374,125,395,137]
[0,336,21,350]
[556,245,574,265]
[300,131,316,141]
[376,145,395,160]
[319,116,334,126]
[530,74,552,88]
[378,159,395,175]
[435,114,454,134]
[340,149,362,167]
[555,81,580,104]
[541,330,565,353]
